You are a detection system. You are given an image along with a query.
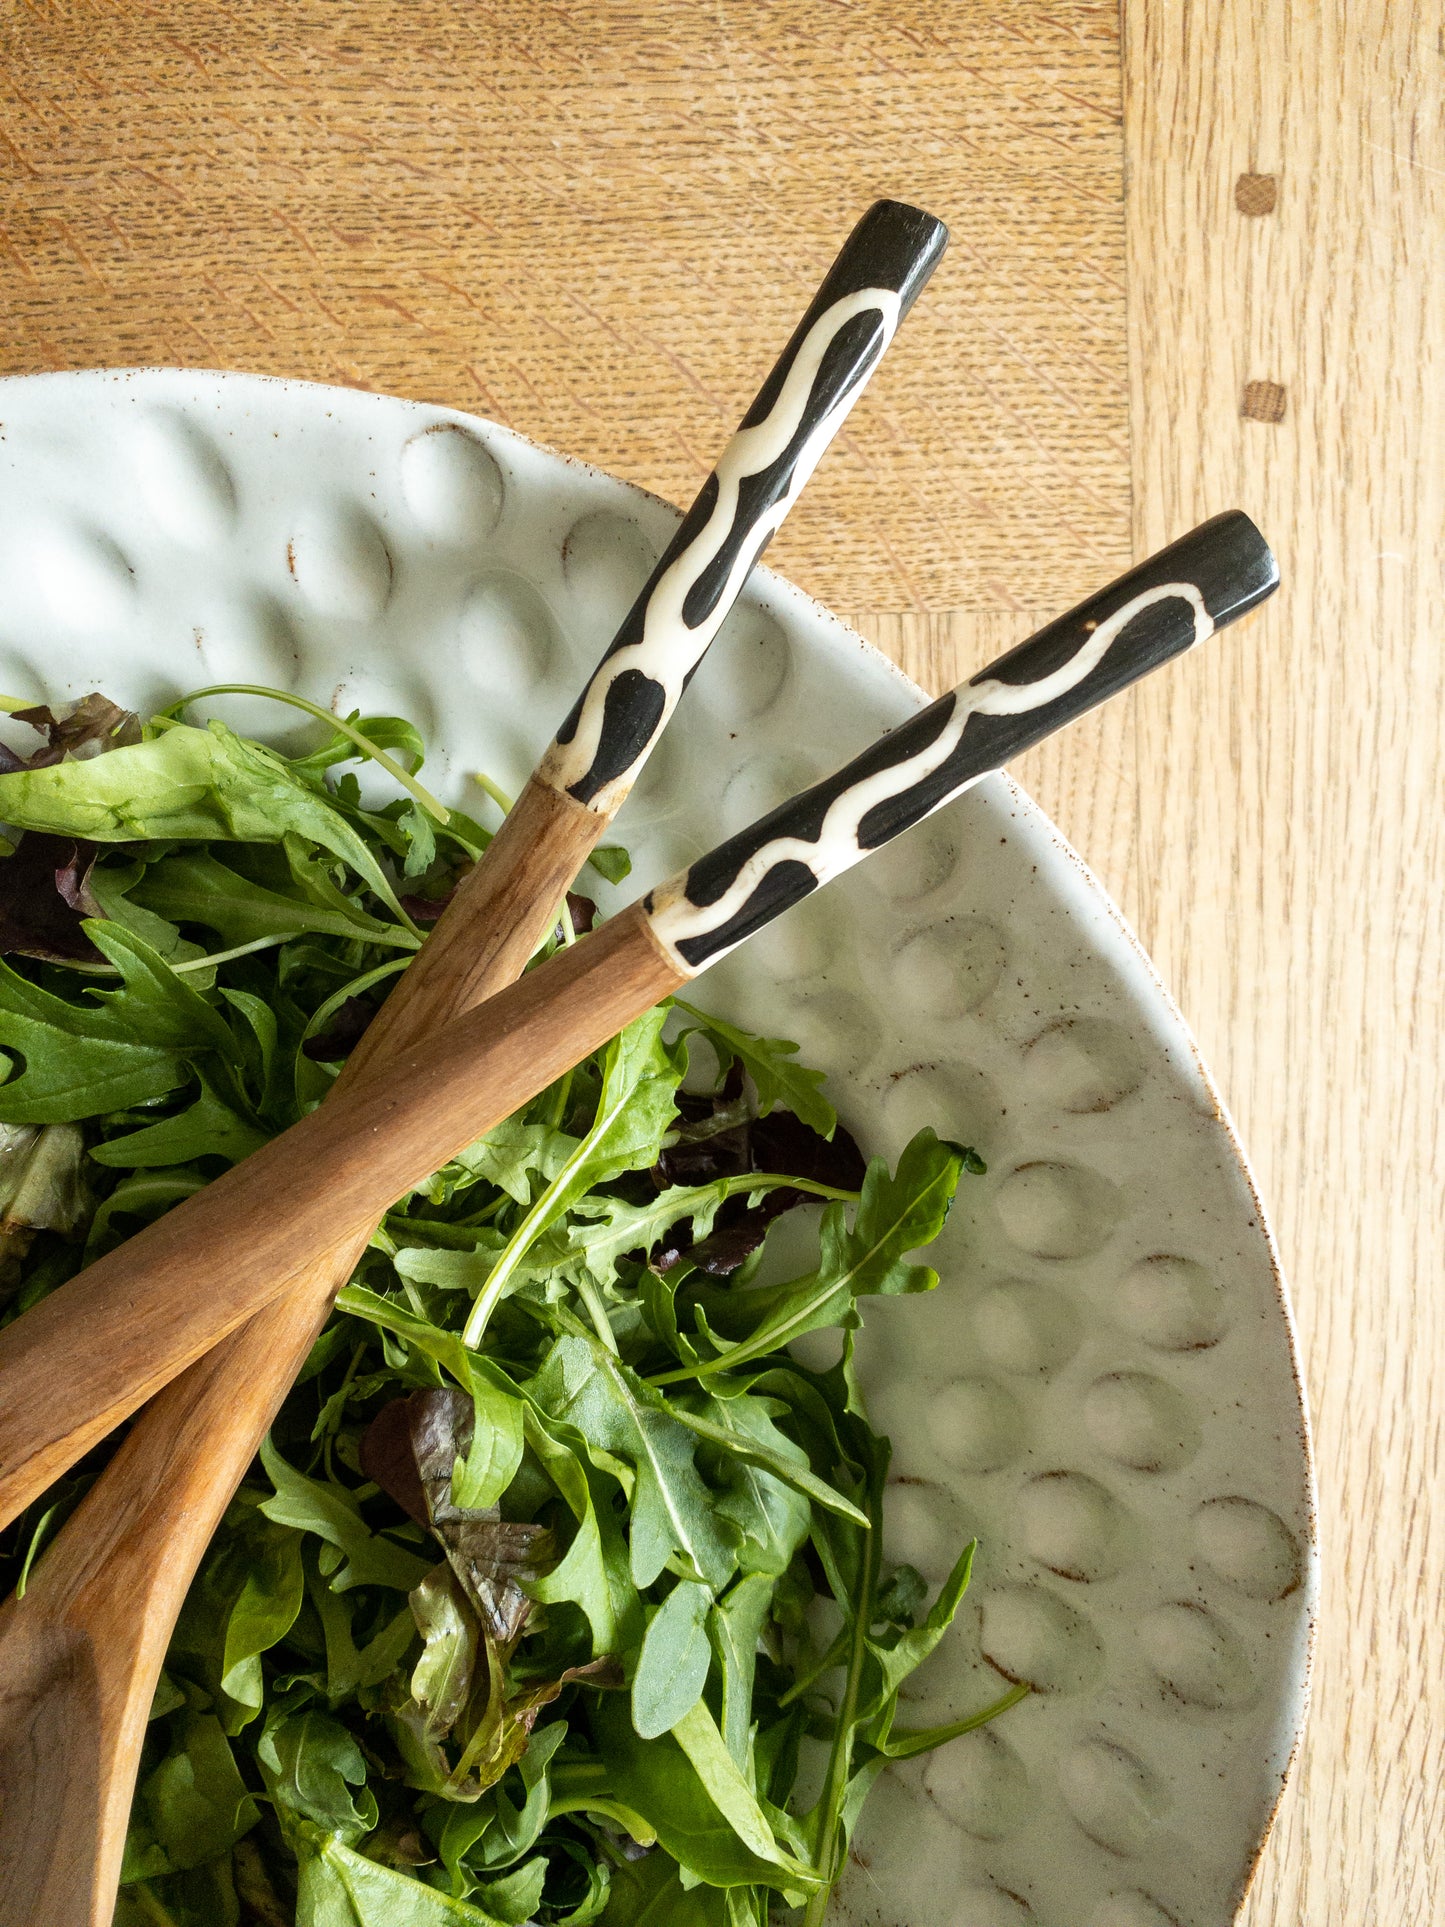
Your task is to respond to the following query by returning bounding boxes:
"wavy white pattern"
[646,581,1214,971]
[539,285,902,813]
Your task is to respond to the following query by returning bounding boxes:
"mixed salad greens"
[0,690,1021,1927]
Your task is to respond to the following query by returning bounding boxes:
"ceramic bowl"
[0,369,1315,1927]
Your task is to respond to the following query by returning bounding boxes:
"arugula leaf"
[393,1242,498,1298]
[259,1706,378,1842]
[290,1822,513,1924]
[545,1184,730,1291]
[462,1008,686,1347]
[455,1116,581,1206]
[521,1403,643,1658]
[657,1129,964,1384]
[470,1854,547,1924]
[0,718,419,925]
[85,857,204,964]
[586,1696,816,1897]
[855,1537,979,1725]
[121,1711,259,1882]
[711,1574,773,1769]
[89,1075,268,1168]
[674,1001,834,1140]
[0,921,238,1123]
[632,1579,712,1739]
[169,1499,305,1732]
[258,1435,432,1594]
[535,1165,854,1303]
[672,1392,867,1538]
[670,1699,812,1879]
[133,848,416,952]
[84,921,241,1052]
[531,1329,735,1591]
[307,1565,420,1704]
[330,1285,477,1385]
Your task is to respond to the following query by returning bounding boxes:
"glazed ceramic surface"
[0,370,1315,1927]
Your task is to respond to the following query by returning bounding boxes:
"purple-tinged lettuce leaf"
[0,831,105,963]
[4,692,141,770]
[650,1099,867,1277]
[300,993,377,1063]
[362,1388,552,1643]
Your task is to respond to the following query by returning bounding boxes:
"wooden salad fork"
[0,201,948,1924]
[0,519,1278,1927]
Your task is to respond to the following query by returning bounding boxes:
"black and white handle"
[644,512,1279,971]
[538,200,949,813]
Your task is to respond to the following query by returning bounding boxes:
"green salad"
[0,690,1021,1927]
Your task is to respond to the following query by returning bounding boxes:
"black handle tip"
[839,200,949,316]
[1163,510,1279,630]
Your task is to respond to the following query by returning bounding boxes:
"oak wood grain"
[1116,9,1445,1921]
[0,0,1129,616]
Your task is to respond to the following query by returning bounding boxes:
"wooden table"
[1,4,1439,1919]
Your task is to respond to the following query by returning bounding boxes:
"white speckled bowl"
[0,370,1315,1927]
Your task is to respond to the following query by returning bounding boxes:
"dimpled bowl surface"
[0,370,1315,1927]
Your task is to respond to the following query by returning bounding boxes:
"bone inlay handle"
[645,512,1279,969]
[538,200,948,814]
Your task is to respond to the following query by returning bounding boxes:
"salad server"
[0,513,1277,1538]
[0,199,948,1923]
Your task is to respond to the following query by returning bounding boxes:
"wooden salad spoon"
[0,200,948,1925]
[0,517,1278,1924]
